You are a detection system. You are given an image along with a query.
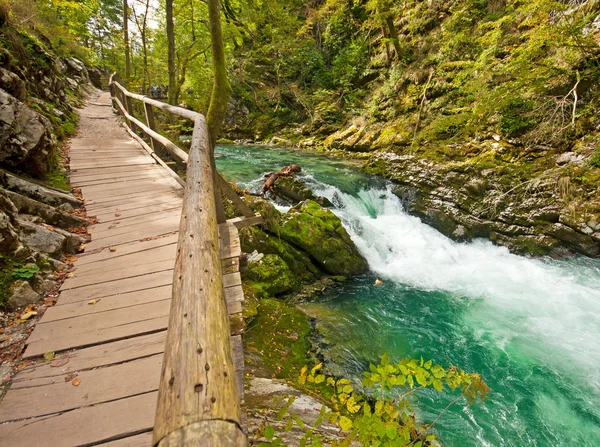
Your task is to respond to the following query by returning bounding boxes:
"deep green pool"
[216,144,600,446]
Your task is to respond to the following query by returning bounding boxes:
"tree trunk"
[385,16,402,60]
[123,0,131,84]
[166,0,177,105]
[206,0,232,150]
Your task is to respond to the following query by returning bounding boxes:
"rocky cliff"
[0,15,96,314]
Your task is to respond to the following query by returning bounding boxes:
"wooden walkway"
[0,93,246,446]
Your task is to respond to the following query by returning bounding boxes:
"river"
[215,143,600,446]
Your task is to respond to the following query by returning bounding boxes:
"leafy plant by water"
[257,354,489,447]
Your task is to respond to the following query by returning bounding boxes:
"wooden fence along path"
[0,82,257,445]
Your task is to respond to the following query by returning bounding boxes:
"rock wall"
[0,23,94,310]
[365,150,600,258]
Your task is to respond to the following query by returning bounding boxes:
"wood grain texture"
[152,115,244,445]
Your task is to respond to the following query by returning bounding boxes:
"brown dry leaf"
[88,299,101,305]
[78,243,86,252]
[44,298,58,307]
[64,373,76,382]
[115,213,121,217]
[65,256,78,263]
[109,247,117,252]
[108,225,116,230]
[20,311,37,320]
[66,272,75,278]
[42,224,56,231]
[72,378,81,387]
[51,356,70,368]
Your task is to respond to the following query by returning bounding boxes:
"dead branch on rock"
[260,164,301,197]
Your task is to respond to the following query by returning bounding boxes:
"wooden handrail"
[108,73,247,446]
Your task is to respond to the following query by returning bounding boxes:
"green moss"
[245,254,296,298]
[279,200,368,276]
[240,226,319,283]
[0,255,39,309]
[244,298,313,379]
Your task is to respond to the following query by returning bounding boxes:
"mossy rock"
[240,226,319,283]
[245,254,296,298]
[279,200,368,276]
[274,177,333,207]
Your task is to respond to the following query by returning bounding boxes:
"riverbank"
[216,143,600,446]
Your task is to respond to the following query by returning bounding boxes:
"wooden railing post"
[152,115,246,447]
[143,102,158,152]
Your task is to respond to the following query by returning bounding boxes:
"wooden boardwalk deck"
[0,93,245,446]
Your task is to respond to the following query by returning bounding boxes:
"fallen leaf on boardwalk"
[66,272,75,278]
[51,356,70,368]
[64,373,76,382]
[109,247,117,252]
[78,244,86,252]
[115,213,121,217]
[20,311,37,320]
[44,351,56,361]
[72,378,81,387]
[44,298,58,307]
[108,225,116,230]
[88,298,101,305]
[65,256,78,264]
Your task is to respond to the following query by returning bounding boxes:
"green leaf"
[407,374,414,388]
[314,374,325,384]
[339,416,353,432]
[264,426,275,440]
[433,379,443,392]
[294,415,305,429]
[44,351,55,361]
[424,360,433,370]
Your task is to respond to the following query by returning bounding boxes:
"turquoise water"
[216,144,600,446]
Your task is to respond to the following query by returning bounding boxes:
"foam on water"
[313,183,600,393]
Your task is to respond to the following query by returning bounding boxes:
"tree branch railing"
[108,73,248,446]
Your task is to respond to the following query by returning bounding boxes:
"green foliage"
[0,255,40,308]
[590,146,600,168]
[258,355,489,447]
[498,97,536,138]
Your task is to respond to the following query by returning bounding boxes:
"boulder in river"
[273,176,333,207]
[279,200,368,276]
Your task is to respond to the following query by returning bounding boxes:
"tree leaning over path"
[205,0,232,153]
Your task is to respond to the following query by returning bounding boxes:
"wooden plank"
[70,158,155,170]
[85,192,183,214]
[75,243,177,275]
[91,211,182,239]
[91,208,182,234]
[92,201,182,223]
[14,332,167,383]
[232,334,244,401]
[82,177,180,197]
[83,180,181,201]
[0,392,157,447]
[0,354,162,422]
[44,285,172,322]
[99,432,154,446]
[84,221,181,251]
[72,172,169,188]
[77,234,179,265]
[28,300,171,345]
[24,315,169,358]
[63,259,174,290]
[223,271,242,288]
[84,187,182,208]
[56,269,174,305]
